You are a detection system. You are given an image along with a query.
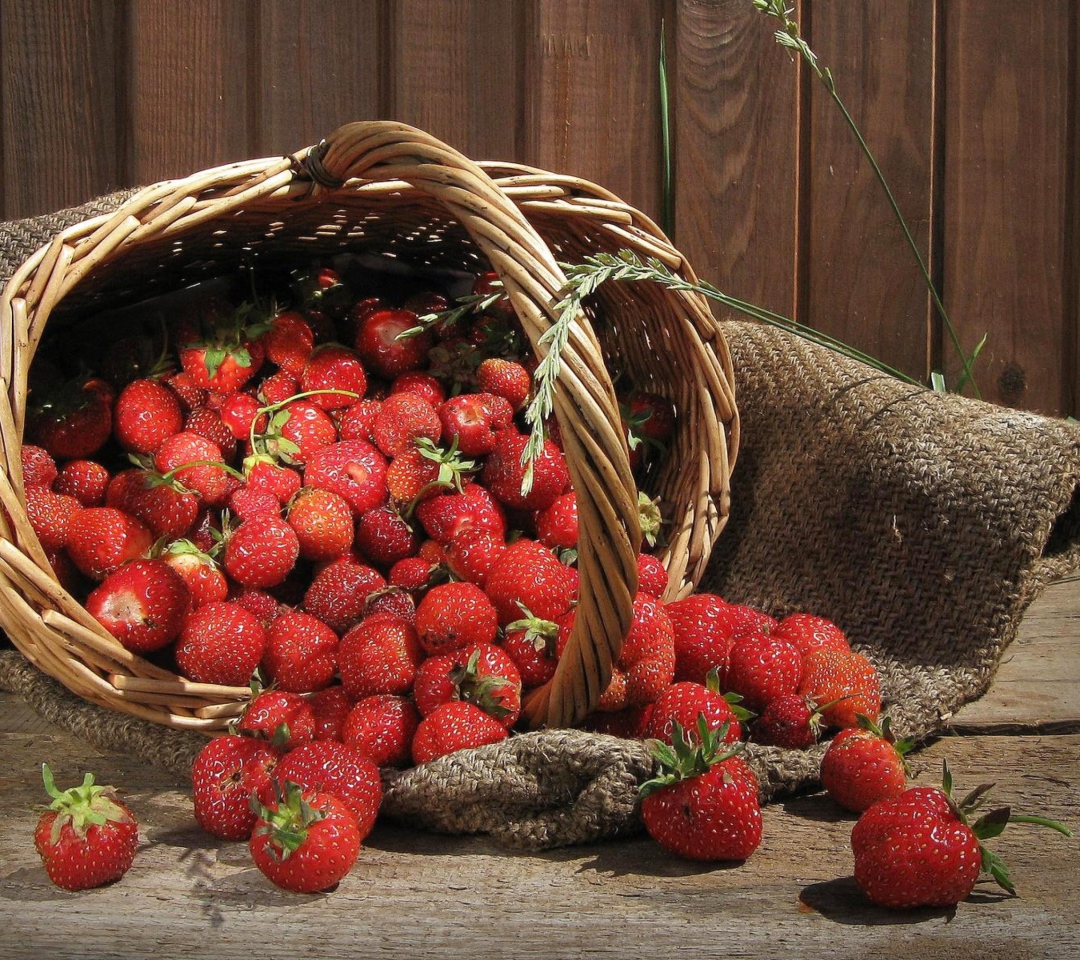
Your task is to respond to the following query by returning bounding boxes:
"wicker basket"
[0,121,737,734]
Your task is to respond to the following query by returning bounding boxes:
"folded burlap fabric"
[2,196,1078,849]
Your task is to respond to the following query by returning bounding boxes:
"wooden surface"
[0,579,1077,960]
[0,0,1076,417]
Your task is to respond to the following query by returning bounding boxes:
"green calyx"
[449,649,514,720]
[638,717,742,799]
[41,763,130,843]
[250,780,325,862]
[637,492,664,549]
[506,604,560,656]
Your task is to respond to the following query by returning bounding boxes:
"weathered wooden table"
[1,581,1077,960]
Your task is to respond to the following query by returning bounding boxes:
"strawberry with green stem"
[820,713,915,812]
[179,300,270,395]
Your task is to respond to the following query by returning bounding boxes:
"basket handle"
[296,121,641,729]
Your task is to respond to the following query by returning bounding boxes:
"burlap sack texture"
[2,195,1079,849]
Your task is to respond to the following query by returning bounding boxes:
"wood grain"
[0,0,120,219]
[673,0,801,319]
[256,0,382,157]
[127,0,254,184]
[804,0,936,383]
[942,0,1071,414]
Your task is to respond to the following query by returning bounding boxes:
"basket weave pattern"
[0,122,737,733]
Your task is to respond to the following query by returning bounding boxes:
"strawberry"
[798,647,882,729]
[53,459,110,507]
[725,631,803,713]
[261,309,315,376]
[24,485,83,553]
[411,700,509,764]
[28,376,113,460]
[259,371,302,406]
[66,507,153,580]
[481,430,569,512]
[164,370,209,412]
[373,392,442,457]
[595,594,676,711]
[642,673,746,745]
[308,684,355,742]
[161,539,229,608]
[501,609,565,689]
[303,439,389,515]
[484,538,575,626]
[249,782,361,893]
[771,612,851,658]
[415,482,506,544]
[85,558,191,653]
[178,303,267,394]
[850,761,1073,909]
[819,714,913,812]
[413,643,522,727]
[364,584,417,622]
[342,694,421,768]
[355,307,432,378]
[534,490,578,551]
[185,405,239,462]
[639,718,762,862]
[218,391,266,441]
[174,600,267,686]
[388,555,442,594]
[238,689,317,751]
[302,556,386,633]
[636,553,669,598]
[236,587,284,629]
[113,378,184,454]
[154,430,236,507]
[437,392,514,457]
[665,593,776,686]
[127,469,200,540]
[470,270,516,322]
[300,344,367,410]
[20,444,58,487]
[287,487,354,562]
[261,400,337,466]
[413,581,499,655]
[337,613,423,700]
[476,357,531,410]
[268,740,381,842]
[386,440,477,508]
[34,764,138,891]
[261,610,340,693]
[752,693,825,750]
[355,504,421,566]
[227,484,282,522]
[390,371,446,407]
[337,398,382,443]
[622,390,676,471]
[223,513,300,588]
[244,455,303,504]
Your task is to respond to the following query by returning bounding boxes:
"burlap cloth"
[2,196,1079,849]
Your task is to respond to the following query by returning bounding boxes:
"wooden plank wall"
[0,0,1076,415]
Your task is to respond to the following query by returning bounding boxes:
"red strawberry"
[28,376,113,460]
[308,685,355,742]
[411,700,509,764]
[752,694,825,750]
[53,459,110,507]
[161,540,229,608]
[388,555,441,594]
[154,431,237,506]
[476,357,531,410]
[303,440,389,515]
[263,400,338,466]
[244,455,303,504]
[501,609,566,689]
[227,484,282,522]
[174,601,267,686]
[355,504,420,566]
[413,581,499,655]
[355,307,432,378]
[164,370,209,412]
[642,674,746,745]
[725,631,804,713]
[772,612,851,658]
[25,485,83,553]
[373,392,442,457]
[622,390,676,470]
[342,694,421,768]
[595,594,676,711]
[415,482,506,544]
[364,584,417,622]
[85,558,190,653]
[223,513,300,588]
[303,556,386,633]
[261,610,340,693]
[259,371,301,406]
[185,405,239,462]
[238,689,317,751]
[66,507,154,580]
[261,309,315,376]
[798,648,882,729]
[413,643,522,728]
[236,587,284,629]
[268,740,381,842]
[481,430,569,512]
[113,378,183,455]
[337,398,382,443]
[178,304,266,394]
[287,487,354,562]
[639,719,762,862]
[337,613,423,700]
[218,391,266,440]
[470,270,516,322]
[249,782,361,893]
[300,344,367,410]
[534,491,578,551]
[437,392,514,457]
[665,594,776,686]
[820,714,913,812]
[390,371,445,406]
[484,538,575,626]
[636,553,669,598]
[850,762,1072,909]
[128,470,200,540]
[20,444,58,487]
[34,764,138,891]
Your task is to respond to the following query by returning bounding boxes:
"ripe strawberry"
[642,674,746,745]
[798,647,882,729]
[308,684,355,742]
[534,491,578,551]
[665,594,776,686]
[261,610,340,693]
[484,538,575,626]
[725,631,804,712]
[303,440,389,515]
[178,305,266,394]
[174,600,267,686]
[820,714,913,812]
[772,612,850,658]
[752,694,825,750]
[236,587,284,629]
[415,482,506,544]
[411,700,509,764]
[263,400,338,466]
[261,309,315,376]
[437,392,514,457]
[303,556,386,633]
[249,782,361,893]
[470,270,516,322]
[636,553,669,598]
[161,539,228,608]
[28,376,113,460]
[20,444,58,487]
[413,643,522,724]
[300,344,367,410]
[342,694,421,768]
[337,398,382,444]
[413,581,499,655]
[268,740,381,842]
[364,584,417,622]
[85,558,190,653]
[227,484,282,522]
[34,764,138,891]
[639,718,762,862]
[388,555,442,594]
[355,504,421,566]
[66,507,154,580]
[185,405,239,462]
[287,487,354,562]
[53,459,110,507]
[622,390,676,470]
[355,307,432,378]
[850,761,1073,909]
[476,357,531,410]
[373,392,442,457]
[154,431,236,507]
[127,470,200,540]
[596,594,676,711]
[481,430,569,512]
[218,390,266,440]
[244,455,303,504]
[223,513,300,588]
[164,370,208,412]
[25,485,83,553]
[501,609,565,689]
[238,689,317,751]
[390,371,446,406]
[338,613,423,700]
[113,378,184,455]
[259,371,301,406]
